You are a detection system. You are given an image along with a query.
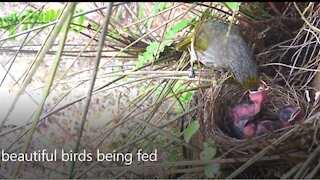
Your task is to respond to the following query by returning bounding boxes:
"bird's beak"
[248,80,269,114]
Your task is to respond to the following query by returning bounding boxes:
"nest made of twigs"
[196,77,309,157]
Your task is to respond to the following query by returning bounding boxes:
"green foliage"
[205,163,220,178]
[200,140,216,160]
[77,9,85,31]
[145,2,169,29]
[183,120,199,143]
[89,21,99,29]
[135,41,160,68]
[165,19,192,39]
[224,2,240,12]
[138,3,145,20]
[200,138,221,178]
[135,19,192,69]
[169,80,193,113]
[171,81,192,100]
[107,31,121,41]
[144,80,192,114]
[168,144,182,162]
[0,8,86,36]
[70,9,85,32]
[139,86,146,94]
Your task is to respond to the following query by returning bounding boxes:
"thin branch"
[68,2,114,178]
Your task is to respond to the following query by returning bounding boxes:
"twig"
[261,62,320,72]
[68,2,114,178]
[305,157,320,179]
[294,144,320,178]
[226,127,299,178]
[123,3,182,29]
[90,155,281,172]
[10,3,76,178]
[268,2,282,16]
[281,162,302,179]
[293,2,320,35]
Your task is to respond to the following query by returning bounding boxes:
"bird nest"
[196,77,309,157]
[180,2,320,178]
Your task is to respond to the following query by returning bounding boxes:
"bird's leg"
[188,42,197,78]
[188,65,195,78]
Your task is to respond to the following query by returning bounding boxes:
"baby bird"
[243,105,301,138]
[226,88,302,139]
[278,106,301,127]
[226,102,258,139]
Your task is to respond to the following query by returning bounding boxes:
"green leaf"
[2,19,7,27]
[205,163,220,178]
[159,2,168,11]
[146,42,159,53]
[70,25,76,32]
[32,11,39,22]
[225,2,240,12]
[139,86,146,93]
[165,19,192,39]
[5,16,12,24]
[206,138,216,148]
[57,9,62,17]
[136,54,145,68]
[51,9,56,21]
[78,15,85,25]
[171,19,191,32]
[22,23,28,30]
[159,40,172,51]
[46,10,52,21]
[77,26,84,33]
[183,120,200,143]
[19,15,26,22]
[38,12,44,23]
[200,143,217,160]
[181,92,192,102]
[135,60,143,69]
[14,15,18,24]
[145,3,168,29]
[114,6,121,21]
[142,51,153,63]
[107,31,121,40]
[44,11,50,22]
[138,3,145,20]
[27,9,33,14]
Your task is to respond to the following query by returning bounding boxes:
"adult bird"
[193,19,269,115]
[176,19,270,138]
